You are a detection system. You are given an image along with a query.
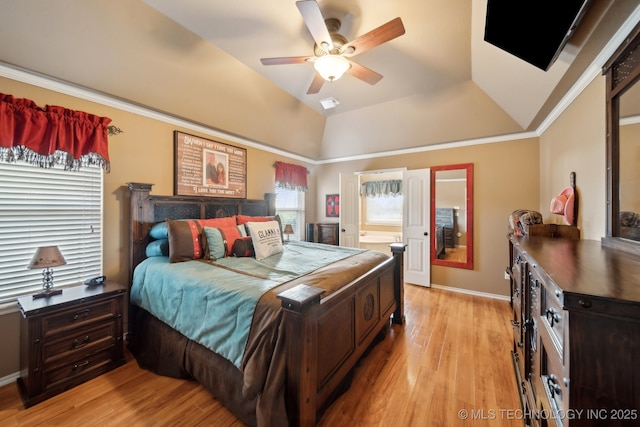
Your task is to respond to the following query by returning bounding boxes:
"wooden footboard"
[278,244,405,426]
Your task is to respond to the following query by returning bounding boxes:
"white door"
[339,173,359,248]
[403,169,431,287]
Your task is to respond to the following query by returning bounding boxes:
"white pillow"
[245,220,283,260]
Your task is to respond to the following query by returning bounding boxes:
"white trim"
[0,302,19,316]
[621,115,640,126]
[0,371,19,388]
[318,132,539,164]
[430,283,511,302]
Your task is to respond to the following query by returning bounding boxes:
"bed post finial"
[128,183,154,287]
[264,193,276,216]
[390,243,406,324]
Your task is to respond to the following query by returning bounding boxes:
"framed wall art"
[174,131,247,198]
[326,194,340,217]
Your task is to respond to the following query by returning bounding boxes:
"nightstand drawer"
[43,321,117,366]
[42,299,119,338]
[44,348,116,391]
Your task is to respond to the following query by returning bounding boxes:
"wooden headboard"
[127,182,276,284]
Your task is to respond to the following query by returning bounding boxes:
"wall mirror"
[430,163,474,269]
[603,22,640,256]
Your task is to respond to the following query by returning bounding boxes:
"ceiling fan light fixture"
[314,54,350,82]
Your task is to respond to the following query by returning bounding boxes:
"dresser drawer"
[42,299,119,338]
[43,348,116,392]
[539,280,564,355]
[43,321,117,366]
[539,339,566,427]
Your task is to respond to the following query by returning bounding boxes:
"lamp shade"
[283,224,294,235]
[314,54,350,81]
[27,246,67,269]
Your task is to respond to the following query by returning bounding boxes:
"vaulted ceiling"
[0,0,638,161]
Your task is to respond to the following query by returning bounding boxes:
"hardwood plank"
[0,285,522,426]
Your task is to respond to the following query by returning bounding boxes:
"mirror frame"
[602,22,640,256]
[430,163,474,269]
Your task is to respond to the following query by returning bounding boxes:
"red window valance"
[0,93,111,171]
[274,161,308,192]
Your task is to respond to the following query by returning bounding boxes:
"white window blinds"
[0,162,103,307]
[275,187,305,241]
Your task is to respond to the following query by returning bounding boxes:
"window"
[275,187,305,241]
[0,162,103,308]
[364,194,403,226]
[360,178,403,226]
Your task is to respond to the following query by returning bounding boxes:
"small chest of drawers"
[17,282,126,407]
[316,222,339,246]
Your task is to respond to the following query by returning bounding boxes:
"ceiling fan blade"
[342,17,405,57]
[296,0,333,51]
[260,56,312,65]
[347,61,383,85]
[307,72,325,94]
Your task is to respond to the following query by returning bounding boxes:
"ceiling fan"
[260,0,405,94]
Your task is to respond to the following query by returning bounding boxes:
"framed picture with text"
[174,131,247,198]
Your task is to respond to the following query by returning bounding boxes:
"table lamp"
[27,246,67,299]
[283,224,294,242]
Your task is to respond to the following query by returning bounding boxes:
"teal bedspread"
[130,241,365,368]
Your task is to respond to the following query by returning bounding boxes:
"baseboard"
[429,283,510,302]
[0,371,19,388]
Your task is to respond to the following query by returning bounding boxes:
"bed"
[126,183,406,427]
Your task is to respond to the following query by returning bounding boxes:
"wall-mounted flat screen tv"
[484,0,592,71]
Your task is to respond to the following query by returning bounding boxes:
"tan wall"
[315,138,540,296]
[539,76,606,240]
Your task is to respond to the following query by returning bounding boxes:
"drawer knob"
[72,335,90,349]
[578,299,592,308]
[545,308,561,326]
[73,360,90,370]
[547,374,562,397]
[72,309,91,321]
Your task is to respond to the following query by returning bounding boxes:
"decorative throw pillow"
[232,236,255,257]
[202,227,227,260]
[145,239,169,257]
[166,219,204,263]
[149,221,169,239]
[200,216,237,229]
[203,225,244,259]
[236,214,283,240]
[245,220,283,260]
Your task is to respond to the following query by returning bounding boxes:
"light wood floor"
[0,285,522,427]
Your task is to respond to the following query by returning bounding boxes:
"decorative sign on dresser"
[508,231,640,426]
[17,281,126,407]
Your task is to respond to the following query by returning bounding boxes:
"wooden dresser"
[508,234,640,426]
[315,222,339,246]
[17,282,126,407]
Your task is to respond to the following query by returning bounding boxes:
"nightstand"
[16,281,126,407]
[315,223,339,246]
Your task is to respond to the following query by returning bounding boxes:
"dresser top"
[512,236,640,304]
[17,281,126,317]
